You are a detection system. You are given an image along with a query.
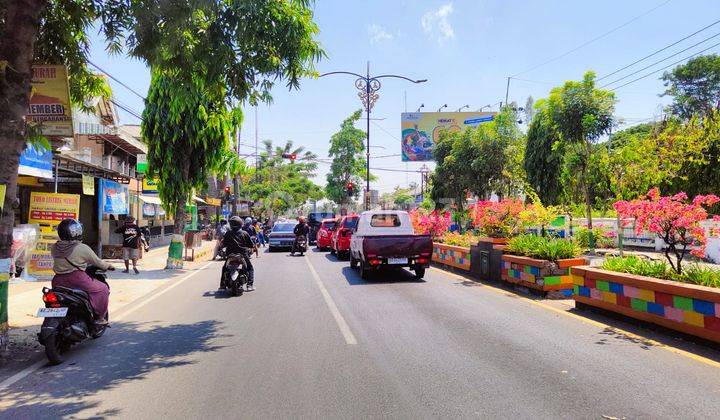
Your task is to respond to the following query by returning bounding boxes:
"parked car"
[267,220,298,252]
[307,212,335,244]
[315,218,337,251]
[349,210,433,279]
[331,214,359,259]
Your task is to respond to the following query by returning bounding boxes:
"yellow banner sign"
[28,192,80,226]
[82,175,95,195]
[28,231,57,278]
[142,177,159,193]
[205,197,221,206]
[27,65,73,137]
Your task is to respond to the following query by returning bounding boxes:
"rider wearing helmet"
[213,219,229,260]
[291,216,310,256]
[221,216,255,290]
[51,219,114,323]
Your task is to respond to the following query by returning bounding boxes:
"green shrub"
[507,234,582,262]
[574,226,616,249]
[601,256,720,288]
[442,232,478,248]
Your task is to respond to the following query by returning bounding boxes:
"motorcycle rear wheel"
[44,333,66,365]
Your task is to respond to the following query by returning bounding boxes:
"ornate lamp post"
[320,62,427,209]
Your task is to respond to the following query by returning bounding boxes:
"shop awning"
[193,195,207,204]
[139,195,162,205]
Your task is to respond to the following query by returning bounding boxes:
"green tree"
[325,110,366,206]
[547,71,616,248]
[662,54,720,119]
[524,102,564,205]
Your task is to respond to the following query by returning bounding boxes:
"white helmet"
[245,217,253,224]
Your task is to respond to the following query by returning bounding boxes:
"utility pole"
[505,77,511,107]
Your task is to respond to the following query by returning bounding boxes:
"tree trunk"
[174,196,187,236]
[581,142,594,251]
[0,0,47,352]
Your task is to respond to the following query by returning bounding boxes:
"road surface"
[1,247,720,419]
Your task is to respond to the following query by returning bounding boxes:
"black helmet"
[57,219,83,241]
[220,219,227,225]
[229,216,243,230]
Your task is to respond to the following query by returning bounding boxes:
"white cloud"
[367,24,393,44]
[421,3,455,43]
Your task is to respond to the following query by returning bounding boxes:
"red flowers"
[614,187,719,273]
[470,199,525,238]
[409,208,452,240]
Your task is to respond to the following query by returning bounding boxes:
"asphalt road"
[2,247,720,419]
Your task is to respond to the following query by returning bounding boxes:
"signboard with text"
[27,65,74,137]
[100,179,129,214]
[142,177,159,193]
[401,112,496,161]
[18,143,54,178]
[28,192,80,226]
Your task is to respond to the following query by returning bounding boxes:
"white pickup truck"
[349,210,433,280]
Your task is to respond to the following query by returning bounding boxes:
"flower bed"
[502,254,587,298]
[571,266,720,343]
[433,243,471,271]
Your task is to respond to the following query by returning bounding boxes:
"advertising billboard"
[28,192,80,226]
[100,179,129,215]
[401,112,496,161]
[18,143,54,178]
[27,65,74,137]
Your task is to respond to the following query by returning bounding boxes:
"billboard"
[27,65,73,137]
[28,192,81,226]
[18,143,54,178]
[401,112,496,161]
[100,179,129,214]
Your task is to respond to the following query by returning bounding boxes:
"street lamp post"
[456,104,469,112]
[437,104,447,112]
[320,62,427,210]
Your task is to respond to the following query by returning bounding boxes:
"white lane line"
[0,261,216,392]
[304,255,357,345]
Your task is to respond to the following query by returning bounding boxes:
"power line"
[87,59,147,101]
[511,0,672,77]
[598,18,720,81]
[600,31,720,88]
[610,40,720,91]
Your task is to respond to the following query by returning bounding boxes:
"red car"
[331,214,359,259]
[315,218,337,251]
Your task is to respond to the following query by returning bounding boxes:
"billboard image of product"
[401,112,496,161]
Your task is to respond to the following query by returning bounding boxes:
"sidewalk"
[1,240,216,372]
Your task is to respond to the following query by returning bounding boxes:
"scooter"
[37,266,110,365]
[294,235,308,256]
[221,250,252,297]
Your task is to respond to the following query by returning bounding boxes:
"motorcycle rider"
[243,217,260,257]
[220,216,255,291]
[51,219,115,324]
[213,219,229,260]
[290,216,310,256]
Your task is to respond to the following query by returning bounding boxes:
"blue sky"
[88,0,720,194]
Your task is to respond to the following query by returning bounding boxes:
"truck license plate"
[37,307,68,317]
[388,257,408,265]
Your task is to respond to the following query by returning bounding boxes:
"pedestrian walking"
[115,217,142,274]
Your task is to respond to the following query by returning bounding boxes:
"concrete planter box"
[571,266,720,343]
[432,243,472,271]
[502,254,587,298]
[470,237,508,281]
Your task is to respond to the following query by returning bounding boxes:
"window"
[370,214,401,227]
[343,217,359,229]
[322,221,336,230]
[273,223,295,232]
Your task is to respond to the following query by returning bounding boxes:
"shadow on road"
[341,266,425,286]
[202,290,236,299]
[0,319,225,418]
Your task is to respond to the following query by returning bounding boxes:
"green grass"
[506,234,582,262]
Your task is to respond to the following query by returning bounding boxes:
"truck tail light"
[369,259,382,266]
[416,257,429,264]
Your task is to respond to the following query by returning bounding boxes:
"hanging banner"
[142,177,159,193]
[27,65,73,137]
[27,229,57,278]
[100,178,129,214]
[28,192,80,226]
[401,112,496,161]
[142,203,156,217]
[136,154,148,173]
[18,143,54,178]
[82,175,95,195]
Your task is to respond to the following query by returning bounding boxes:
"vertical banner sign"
[82,175,95,195]
[26,65,74,137]
[136,153,148,174]
[400,112,496,161]
[0,184,5,211]
[100,179,129,214]
[18,143,54,178]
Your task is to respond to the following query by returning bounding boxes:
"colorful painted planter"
[432,243,471,271]
[502,254,587,298]
[571,266,720,343]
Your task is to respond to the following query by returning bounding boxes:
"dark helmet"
[57,219,83,241]
[219,219,227,225]
[229,216,243,230]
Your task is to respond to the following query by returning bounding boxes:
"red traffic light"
[224,186,231,193]
[281,153,297,161]
[346,182,354,190]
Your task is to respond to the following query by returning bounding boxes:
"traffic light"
[345,181,354,197]
[223,185,231,200]
[281,153,297,162]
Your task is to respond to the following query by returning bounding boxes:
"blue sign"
[100,178,129,214]
[19,144,53,178]
[463,116,495,125]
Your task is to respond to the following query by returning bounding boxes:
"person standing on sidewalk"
[115,217,142,274]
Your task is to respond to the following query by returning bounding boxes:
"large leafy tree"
[524,102,564,205]
[662,54,720,119]
[547,71,616,248]
[325,110,366,206]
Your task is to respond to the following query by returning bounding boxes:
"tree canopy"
[662,54,720,119]
[325,110,366,205]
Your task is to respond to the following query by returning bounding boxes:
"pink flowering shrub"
[614,188,720,274]
[409,208,452,240]
[470,199,525,238]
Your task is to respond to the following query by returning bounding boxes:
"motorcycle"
[37,266,110,365]
[293,234,308,256]
[221,250,252,296]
